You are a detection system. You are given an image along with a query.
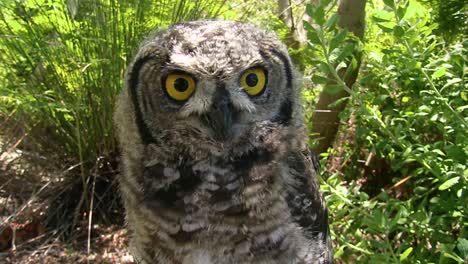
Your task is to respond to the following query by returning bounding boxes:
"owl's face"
[127,21,297,149]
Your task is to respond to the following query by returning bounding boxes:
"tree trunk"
[277,0,302,49]
[277,0,320,69]
[310,0,366,154]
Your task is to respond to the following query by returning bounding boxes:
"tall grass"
[0,0,228,171]
[0,0,231,234]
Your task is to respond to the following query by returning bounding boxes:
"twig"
[1,182,50,227]
[0,132,28,164]
[369,175,414,202]
[87,170,97,263]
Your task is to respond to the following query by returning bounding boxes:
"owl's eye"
[164,73,196,101]
[240,67,267,96]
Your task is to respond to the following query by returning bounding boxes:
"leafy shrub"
[305,0,467,262]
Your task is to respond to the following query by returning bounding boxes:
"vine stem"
[385,235,400,263]
[317,25,354,95]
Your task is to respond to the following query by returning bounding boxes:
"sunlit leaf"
[336,61,347,72]
[460,91,468,101]
[400,247,413,261]
[432,67,446,79]
[439,177,460,190]
[443,78,462,89]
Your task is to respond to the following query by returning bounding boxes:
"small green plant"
[305,0,467,262]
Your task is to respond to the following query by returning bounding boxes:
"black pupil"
[174,78,189,92]
[245,73,258,87]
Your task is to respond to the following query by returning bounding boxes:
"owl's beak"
[202,89,237,141]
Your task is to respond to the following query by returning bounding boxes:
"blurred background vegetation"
[0,0,466,263]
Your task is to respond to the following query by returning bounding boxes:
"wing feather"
[287,148,333,263]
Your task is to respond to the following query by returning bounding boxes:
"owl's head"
[118,20,301,156]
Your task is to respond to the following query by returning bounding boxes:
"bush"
[305,0,467,262]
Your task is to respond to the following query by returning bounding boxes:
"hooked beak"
[202,89,237,141]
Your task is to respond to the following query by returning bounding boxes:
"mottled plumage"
[114,20,333,264]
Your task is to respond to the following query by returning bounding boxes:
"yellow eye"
[164,73,196,101]
[240,67,267,96]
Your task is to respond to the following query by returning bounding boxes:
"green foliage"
[1,0,466,261]
[0,0,231,231]
[306,0,467,262]
[0,0,227,171]
[303,0,361,96]
[419,0,467,43]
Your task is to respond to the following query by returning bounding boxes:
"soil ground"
[0,135,134,264]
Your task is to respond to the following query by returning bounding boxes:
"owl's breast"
[137,145,306,263]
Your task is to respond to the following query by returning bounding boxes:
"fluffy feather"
[115,20,333,264]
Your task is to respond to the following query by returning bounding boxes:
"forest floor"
[0,134,134,264]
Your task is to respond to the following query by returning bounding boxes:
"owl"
[114,20,333,264]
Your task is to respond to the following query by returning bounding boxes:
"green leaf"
[414,186,427,194]
[372,16,391,23]
[443,252,464,262]
[336,43,355,62]
[432,149,445,156]
[358,73,375,85]
[461,91,468,101]
[457,238,468,258]
[383,0,395,8]
[344,57,358,79]
[312,75,329,84]
[306,4,316,18]
[324,84,344,94]
[393,25,405,38]
[400,247,413,261]
[329,29,347,53]
[432,67,446,79]
[324,14,339,30]
[319,0,333,7]
[443,78,462,89]
[446,145,467,164]
[304,21,321,45]
[312,6,325,26]
[335,61,347,72]
[439,177,460,190]
[312,60,330,73]
[397,5,408,20]
[377,23,394,33]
